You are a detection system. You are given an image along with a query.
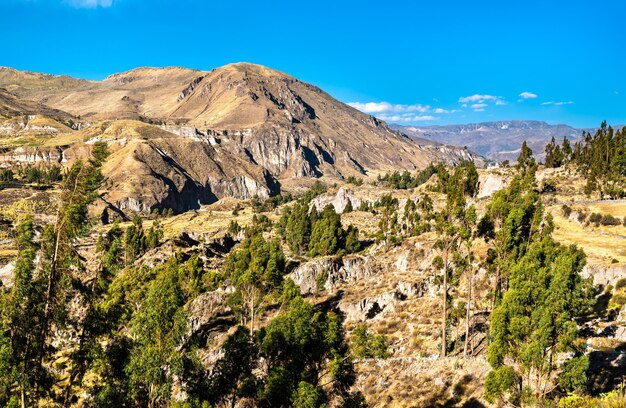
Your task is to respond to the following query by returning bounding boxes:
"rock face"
[289,255,378,295]
[582,264,626,287]
[311,187,362,213]
[185,289,236,347]
[477,172,507,198]
[0,146,63,164]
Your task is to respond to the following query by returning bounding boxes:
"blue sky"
[2,0,625,128]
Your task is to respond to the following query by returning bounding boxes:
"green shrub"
[589,213,602,224]
[350,324,390,359]
[558,356,589,393]
[484,365,519,404]
[562,205,572,217]
[345,176,363,186]
[600,214,621,226]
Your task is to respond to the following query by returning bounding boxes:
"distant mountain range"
[392,120,591,162]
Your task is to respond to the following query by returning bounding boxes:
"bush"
[484,365,519,404]
[0,169,14,182]
[345,176,363,186]
[541,180,557,193]
[577,211,588,223]
[600,214,621,226]
[589,213,602,224]
[350,324,390,359]
[562,205,572,217]
[558,356,589,393]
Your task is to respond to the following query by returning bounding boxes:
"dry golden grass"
[548,203,626,264]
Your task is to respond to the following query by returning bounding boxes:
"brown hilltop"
[0,63,482,214]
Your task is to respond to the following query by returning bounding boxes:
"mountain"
[392,120,585,162]
[0,63,482,215]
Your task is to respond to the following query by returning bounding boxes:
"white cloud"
[378,114,438,123]
[347,101,429,114]
[458,94,503,104]
[470,103,487,112]
[519,91,538,99]
[64,0,113,8]
[457,94,506,111]
[541,101,574,106]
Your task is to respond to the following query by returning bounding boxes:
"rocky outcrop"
[288,255,377,295]
[582,264,626,287]
[185,288,236,347]
[477,172,506,198]
[0,146,63,164]
[311,187,362,213]
[339,279,432,322]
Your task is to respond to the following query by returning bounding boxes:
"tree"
[225,233,287,330]
[309,205,344,257]
[126,262,187,407]
[208,326,257,407]
[257,295,355,406]
[0,218,43,407]
[433,208,460,358]
[486,234,593,401]
[460,205,478,357]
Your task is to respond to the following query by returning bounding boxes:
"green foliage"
[309,205,345,257]
[558,355,589,393]
[378,164,438,189]
[257,296,354,406]
[600,214,621,226]
[0,169,14,183]
[345,175,363,186]
[350,324,390,359]
[207,326,257,407]
[484,365,519,404]
[224,233,287,328]
[545,136,566,168]
[206,291,357,407]
[126,262,188,406]
[293,381,325,408]
[300,180,328,203]
[562,204,572,217]
[0,218,43,405]
[589,213,602,224]
[374,194,401,244]
[18,164,64,184]
[123,216,163,264]
[487,237,592,397]
[278,203,360,257]
[572,122,626,198]
[251,193,294,213]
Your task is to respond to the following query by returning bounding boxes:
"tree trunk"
[441,248,448,358]
[463,266,473,357]
[250,297,255,332]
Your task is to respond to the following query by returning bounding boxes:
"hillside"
[393,120,585,162]
[0,64,483,215]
